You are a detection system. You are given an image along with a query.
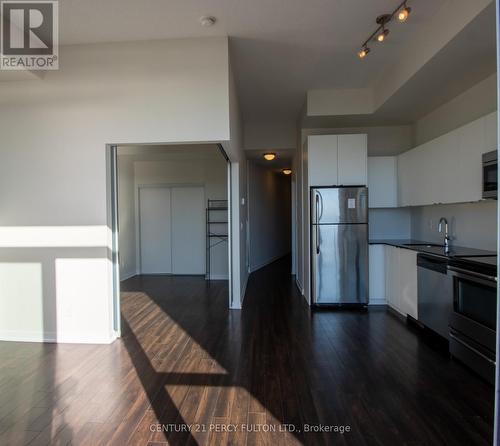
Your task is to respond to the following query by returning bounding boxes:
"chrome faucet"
[438,217,451,252]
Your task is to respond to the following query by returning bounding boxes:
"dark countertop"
[369,239,497,258]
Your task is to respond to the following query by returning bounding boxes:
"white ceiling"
[58,0,450,132]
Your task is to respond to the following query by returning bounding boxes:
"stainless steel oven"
[448,261,497,384]
[482,150,497,199]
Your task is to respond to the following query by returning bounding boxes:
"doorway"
[108,143,231,334]
[246,150,294,275]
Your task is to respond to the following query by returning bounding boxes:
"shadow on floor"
[117,255,493,445]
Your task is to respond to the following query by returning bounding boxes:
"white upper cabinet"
[454,117,485,203]
[308,135,338,186]
[308,134,367,187]
[398,112,497,207]
[338,134,368,186]
[368,157,398,208]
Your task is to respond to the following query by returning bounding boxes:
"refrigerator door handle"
[316,223,320,255]
[319,192,324,220]
[315,193,320,224]
[315,193,320,254]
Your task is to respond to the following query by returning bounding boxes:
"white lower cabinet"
[385,246,401,312]
[369,245,386,304]
[369,244,418,319]
[398,249,418,319]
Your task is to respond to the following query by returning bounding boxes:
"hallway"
[0,258,494,445]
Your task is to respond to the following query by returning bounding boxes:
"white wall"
[248,162,291,272]
[293,132,304,295]
[117,156,137,280]
[0,37,239,343]
[415,73,497,145]
[224,60,249,309]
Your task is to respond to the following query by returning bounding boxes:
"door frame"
[137,183,206,275]
[494,1,500,442]
[106,143,233,337]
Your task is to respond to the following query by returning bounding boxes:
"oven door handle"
[449,332,496,366]
[447,266,497,284]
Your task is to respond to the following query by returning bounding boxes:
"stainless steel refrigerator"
[310,186,368,306]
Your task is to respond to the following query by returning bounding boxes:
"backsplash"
[369,208,411,240]
[410,200,497,251]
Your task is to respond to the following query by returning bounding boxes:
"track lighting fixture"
[357,0,412,58]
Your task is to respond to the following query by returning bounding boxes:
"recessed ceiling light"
[263,153,276,161]
[200,16,217,27]
[282,168,292,175]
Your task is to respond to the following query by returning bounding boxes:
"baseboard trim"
[206,274,229,280]
[249,253,290,274]
[120,271,137,281]
[237,273,249,309]
[295,277,304,294]
[0,330,116,344]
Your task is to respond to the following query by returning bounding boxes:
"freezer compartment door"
[311,187,368,225]
[311,224,368,304]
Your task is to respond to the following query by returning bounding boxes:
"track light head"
[358,46,370,59]
[376,28,389,43]
[398,6,411,22]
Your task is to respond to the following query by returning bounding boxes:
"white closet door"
[171,187,205,274]
[139,187,172,274]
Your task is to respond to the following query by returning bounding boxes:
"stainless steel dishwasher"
[417,253,453,339]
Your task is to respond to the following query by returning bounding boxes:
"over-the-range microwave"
[483,150,497,199]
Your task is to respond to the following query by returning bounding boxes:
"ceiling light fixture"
[376,27,389,43]
[263,153,276,161]
[357,1,412,58]
[282,169,292,175]
[358,46,370,59]
[398,3,412,22]
[199,16,217,27]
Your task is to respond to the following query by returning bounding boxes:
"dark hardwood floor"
[0,257,494,445]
